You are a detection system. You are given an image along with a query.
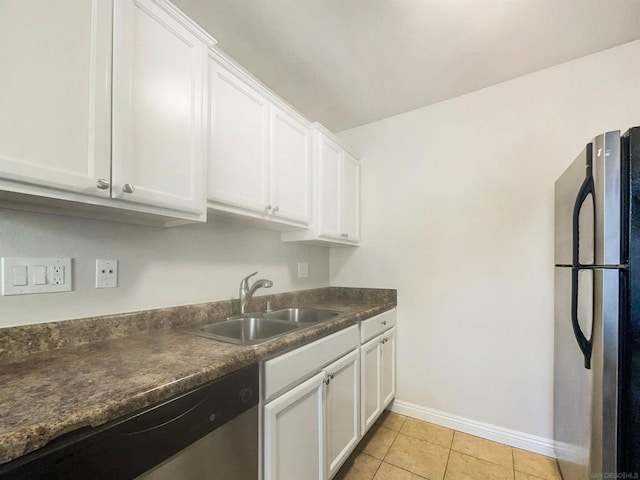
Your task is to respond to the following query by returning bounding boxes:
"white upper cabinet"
[207,52,311,228]
[317,134,343,239]
[282,123,361,246]
[269,106,311,224]
[112,0,210,216]
[208,58,270,213]
[0,0,112,197]
[341,152,361,242]
[0,0,214,226]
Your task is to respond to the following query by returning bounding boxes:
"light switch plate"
[1,258,72,295]
[96,259,118,288]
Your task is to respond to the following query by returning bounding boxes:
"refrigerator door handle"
[572,148,595,267]
[571,267,593,369]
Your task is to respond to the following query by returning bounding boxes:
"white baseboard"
[389,400,556,458]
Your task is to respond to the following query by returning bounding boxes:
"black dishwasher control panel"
[0,363,259,480]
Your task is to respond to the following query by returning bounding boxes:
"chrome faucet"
[239,272,273,314]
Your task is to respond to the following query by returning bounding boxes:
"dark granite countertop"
[0,287,396,466]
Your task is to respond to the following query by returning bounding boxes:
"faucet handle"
[240,271,258,289]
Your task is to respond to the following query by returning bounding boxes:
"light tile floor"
[335,412,562,480]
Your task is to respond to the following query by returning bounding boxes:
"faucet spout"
[239,272,273,314]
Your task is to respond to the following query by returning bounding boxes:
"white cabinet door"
[326,349,360,479]
[0,0,111,197]
[264,371,325,480]
[112,0,207,215]
[360,335,382,434]
[269,106,311,224]
[208,59,270,213]
[381,327,397,408]
[317,134,343,240]
[341,152,360,242]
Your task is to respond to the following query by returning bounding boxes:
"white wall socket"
[297,262,309,279]
[96,259,118,288]
[1,257,72,295]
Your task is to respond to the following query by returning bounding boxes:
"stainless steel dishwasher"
[0,364,259,480]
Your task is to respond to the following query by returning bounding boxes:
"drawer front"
[360,309,396,344]
[264,325,359,402]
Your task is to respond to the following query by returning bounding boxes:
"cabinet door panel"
[264,372,324,480]
[270,107,311,224]
[112,0,206,214]
[208,61,270,213]
[326,349,360,478]
[0,0,111,196]
[361,336,382,434]
[342,153,360,242]
[381,328,396,408]
[317,134,343,239]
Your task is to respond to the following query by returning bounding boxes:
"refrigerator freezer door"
[592,131,622,266]
[555,144,595,266]
[555,266,592,480]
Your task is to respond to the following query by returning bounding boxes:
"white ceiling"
[173,0,640,132]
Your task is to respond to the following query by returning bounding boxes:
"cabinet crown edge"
[311,122,360,160]
[147,0,217,46]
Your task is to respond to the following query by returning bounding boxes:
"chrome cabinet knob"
[382,320,387,326]
[273,206,279,212]
[122,183,135,194]
[96,179,110,190]
[266,205,272,211]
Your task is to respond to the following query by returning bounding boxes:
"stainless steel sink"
[185,308,343,345]
[264,308,340,323]
[187,317,298,345]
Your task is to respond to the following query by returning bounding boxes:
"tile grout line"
[441,430,456,480]
[511,447,515,480]
[373,424,402,479]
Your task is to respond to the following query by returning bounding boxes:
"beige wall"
[332,40,640,440]
[0,209,329,327]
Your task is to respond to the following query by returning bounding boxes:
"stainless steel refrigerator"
[554,126,640,479]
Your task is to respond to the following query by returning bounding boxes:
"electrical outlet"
[51,266,64,285]
[96,259,118,288]
[297,262,309,279]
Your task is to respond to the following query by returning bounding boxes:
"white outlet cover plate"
[1,257,72,295]
[297,262,309,279]
[96,259,118,288]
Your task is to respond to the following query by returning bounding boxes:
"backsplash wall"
[0,209,330,328]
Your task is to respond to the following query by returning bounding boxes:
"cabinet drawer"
[360,309,396,344]
[264,325,359,402]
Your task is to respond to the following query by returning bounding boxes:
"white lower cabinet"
[263,349,359,480]
[361,326,397,435]
[263,326,360,480]
[264,371,325,480]
[360,334,382,433]
[263,311,397,480]
[326,349,360,478]
[381,327,397,407]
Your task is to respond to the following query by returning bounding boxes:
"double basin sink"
[186,308,341,345]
